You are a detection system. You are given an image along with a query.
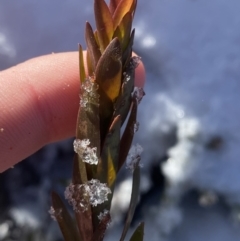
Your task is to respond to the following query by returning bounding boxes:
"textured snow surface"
[1,0,240,240]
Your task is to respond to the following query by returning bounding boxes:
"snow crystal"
[133,121,140,133]
[73,139,98,165]
[80,92,88,107]
[80,77,99,107]
[82,77,99,93]
[65,180,111,212]
[132,87,145,104]
[48,206,62,221]
[130,56,141,69]
[98,209,111,228]
[86,179,111,207]
[64,183,88,212]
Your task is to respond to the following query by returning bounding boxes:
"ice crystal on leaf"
[80,77,99,107]
[80,92,89,107]
[65,180,111,212]
[126,144,143,170]
[98,209,111,228]
[130,56,141,69]
[73,139,98,165]
[132,87,145,104]
[98,209,110,221]
[133,121,140,133]
[49,206,62,221]
[86,179,111,207]
[65,183,89,212]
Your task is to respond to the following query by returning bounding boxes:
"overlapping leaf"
[119,160,141,241]
[94,0,114,52]
[51,192,81,241]
[52,1,144,241]
[129,222,144,241]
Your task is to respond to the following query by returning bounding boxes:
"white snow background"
[1,0,240,240]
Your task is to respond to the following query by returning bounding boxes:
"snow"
[1,0,240,240]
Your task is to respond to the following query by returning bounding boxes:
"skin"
[0,52,145,173]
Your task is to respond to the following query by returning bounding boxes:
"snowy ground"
[1,0,240,240]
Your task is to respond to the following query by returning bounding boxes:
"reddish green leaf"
[120,160,141,241]
[94,0,114,52]
[91,212,111,241]
[118,12,132,50]
[72,155,93,241]
[130,0,137,18]
[51,192,81,241]
[112,0,134,30]
[85,22,101,69]
[79,44,86,84]
[97,115,121,188]
[95,38,122,102]
[86,50,94,76]
[94,30,100,46]
[113,26,123,43]
[122,29,135,67]
[109,0,122,14]
[113,54,135,125]
[129,222,144,241]
[118,98,137,171]
[76,76,100,180]
[92,115,121,228]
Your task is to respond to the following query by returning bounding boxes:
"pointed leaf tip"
[95,38,122,101]
[129,222,144,241]
[85,22,101,69]
[79,44,86,84]
[113,0,134,30]
[94,0,114,52]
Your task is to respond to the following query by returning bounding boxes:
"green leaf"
[112,0,134,30]
[109,0,122,14]
[76,78,101,179]
[113,26,123,43]
[122,29,135,68]
[119,161,141,241]
[118,98,137,171]
[113,55,135,125]
[118,12,132,50]
[130,0,137,18]
[79,44,86,84]
[86,50,94,76]
[85,22,101,70]
[95,37,122,102]
[92,115,121,228]
[72,156,94,241]
[91,212,111,241]
[98,115,121,188]
[51,191,81,241]
[94,0,114,52]
[129,222,144,241]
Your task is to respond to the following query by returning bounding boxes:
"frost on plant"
[98,209,111,228]
[132,87,145,104]
[80,77,99,107]
[51,0,144,239]
[98,209,109,221]
[65,180,111,212]
[130,56,141,69]
[86,179,111,207]
[49,206,62,221]
[64,183,89,212]
[133,121,140,133]
[73,139,98,165]
[126,144,143,170]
